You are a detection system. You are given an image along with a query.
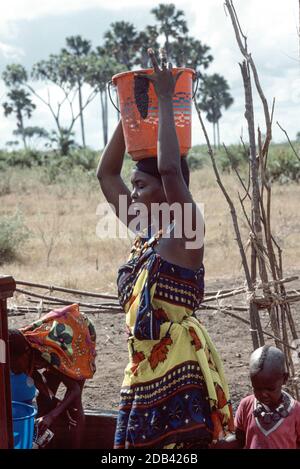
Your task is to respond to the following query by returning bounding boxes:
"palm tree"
[49,128,77,156]
[171,36,213,69]
[62,35,93,147]
[198,74,234,148]
[86,50,125,146]
[151,3,188,57]
[2,64,36,150]
[103,21,139,70]
[135,26,160,68]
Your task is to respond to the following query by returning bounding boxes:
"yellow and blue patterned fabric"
[114,230,233,449]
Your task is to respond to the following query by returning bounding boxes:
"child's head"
[8,329,32,375]
[249,345,288,407]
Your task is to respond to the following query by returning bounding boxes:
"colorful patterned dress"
[114,230,233,449]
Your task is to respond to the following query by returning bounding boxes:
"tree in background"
[197,73,233,148]
[1,3,234,153]
[61,35,92,148]
[103,21,139,70]
[171,36,213,70]
[86,50,125,146]
[151,3,188,57]
[135,26,160,68]
[102,21,140,122]
[13,126,49,150]
[2,64,36,150]
[48,127,77,156]
[30,49,97,154]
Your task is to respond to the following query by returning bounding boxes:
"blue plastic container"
[12,401,37,449]
[10,373,36,404]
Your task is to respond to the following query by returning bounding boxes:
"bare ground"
[3,166,300,412]
[8,274,300,414]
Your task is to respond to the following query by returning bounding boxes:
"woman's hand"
[36,413,54,436]
[136,48,183,99]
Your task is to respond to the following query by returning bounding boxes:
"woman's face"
[130,169,166,225]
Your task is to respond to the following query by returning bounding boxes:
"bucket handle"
[108,80,120,113]
[192,73,200,100]
[108,72,200,111]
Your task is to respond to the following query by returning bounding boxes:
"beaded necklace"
[130,221,175,258]
[253,391,291,426]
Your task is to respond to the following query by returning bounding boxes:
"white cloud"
[0,41,24,60]
[0,0,159,24]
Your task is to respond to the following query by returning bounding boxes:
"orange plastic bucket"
[112,68,195,160]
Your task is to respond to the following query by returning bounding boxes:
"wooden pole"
[0,276,16,449]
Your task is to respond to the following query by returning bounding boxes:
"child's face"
[10,349,31,375]
[251,372,286,408]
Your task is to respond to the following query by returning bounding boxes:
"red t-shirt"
[235,393,300,449]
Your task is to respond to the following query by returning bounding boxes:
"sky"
[0,0,300,149]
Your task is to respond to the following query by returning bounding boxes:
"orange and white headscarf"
[21,304,96,381]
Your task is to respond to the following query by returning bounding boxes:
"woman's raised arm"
[97,120,133,227]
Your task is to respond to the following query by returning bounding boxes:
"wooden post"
[0,276,16,449]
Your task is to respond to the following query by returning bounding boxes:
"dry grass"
[1,165,299,293]
[3,165,300,410]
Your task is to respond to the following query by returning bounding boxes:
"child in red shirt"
[213,345,300,449]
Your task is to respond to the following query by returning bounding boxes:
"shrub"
[187,146,210,170]
[217,144,249,172]
[69,148,98,171]
[0,172,11,196]
[0,213,29,264]
[267,146,300,183]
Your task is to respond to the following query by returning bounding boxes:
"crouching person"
[8,304,96,448]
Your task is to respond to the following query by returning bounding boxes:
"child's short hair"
[251,345,271,376]
[250,345,287,377]
[8,329,30,358]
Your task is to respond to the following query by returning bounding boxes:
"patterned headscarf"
[21,304,96,381]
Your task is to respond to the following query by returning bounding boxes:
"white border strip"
[0,339,6,364]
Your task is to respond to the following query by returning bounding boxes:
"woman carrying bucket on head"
[97,48,233,449]
[8,304,96,448]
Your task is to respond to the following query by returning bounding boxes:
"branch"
[194,98,252,287]
[277,121,300,162]
[240,137,252,202]
[16,287,122,311]
[225,0,248,55]
[73,89,97,122]
[223,143,252,200]
[197,305,296,350]
[15,279,118,300]
[225,0,272,153]
[26,83,60,130]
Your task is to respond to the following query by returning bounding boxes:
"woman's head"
[8,329,32,375]
[249,345,288,407]
[130,157,190,229]
[134,157,190,188]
